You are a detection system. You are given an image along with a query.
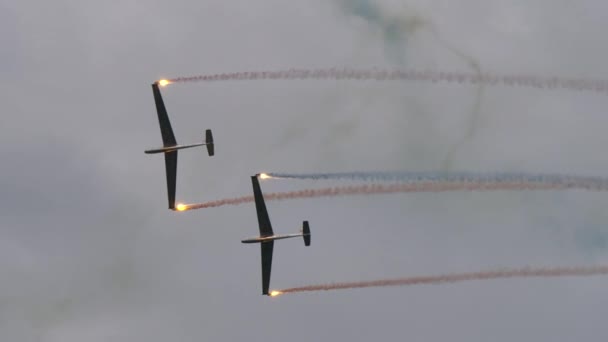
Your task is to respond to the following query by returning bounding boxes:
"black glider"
[144,82,214,210]
[242,175,311,295]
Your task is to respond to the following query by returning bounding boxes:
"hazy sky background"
[2,0,608,340]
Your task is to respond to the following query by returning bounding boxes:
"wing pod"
[205,129,214,156]
[302,221,311,246]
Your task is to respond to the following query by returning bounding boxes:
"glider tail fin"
[205,129,214,156]
[302,221,311,246]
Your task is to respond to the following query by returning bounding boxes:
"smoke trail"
[180,178,606,211]
[264,171,608,188]
[423,26,485,171]
[165,68,608,95]
[275,265,608,295]
[340,0,485,169]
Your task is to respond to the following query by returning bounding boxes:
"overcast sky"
[3,0,608,340]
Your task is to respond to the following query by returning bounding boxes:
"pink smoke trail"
[166,68,608,95]
[275,265,608,295]
[179,180,604,211]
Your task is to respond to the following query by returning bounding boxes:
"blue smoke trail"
[263,171,608,190]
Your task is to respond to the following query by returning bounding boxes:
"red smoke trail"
[166,68,608,95]
[180,180,597,211]
[275,265,608,295]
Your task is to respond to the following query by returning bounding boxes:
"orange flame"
[176,203,188,211]
[158,79,171,87]
[269,290,282,297]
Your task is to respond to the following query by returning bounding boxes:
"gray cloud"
[2,0,608,341]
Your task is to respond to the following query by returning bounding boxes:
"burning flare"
[157,79,171,87]
[175,203,188,211]
[269,290,282,297]
[258,173,272,180]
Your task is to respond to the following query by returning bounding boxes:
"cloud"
[3,0,608,340]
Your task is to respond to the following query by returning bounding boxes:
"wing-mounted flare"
[205,129,214,156]
[302,221,311,246]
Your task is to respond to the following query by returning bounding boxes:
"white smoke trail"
[166,68,608,95]
[276,265,608,295]
[263,171,608,190]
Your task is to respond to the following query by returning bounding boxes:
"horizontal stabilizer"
[302,221,311,246]
[205,129,214,156]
